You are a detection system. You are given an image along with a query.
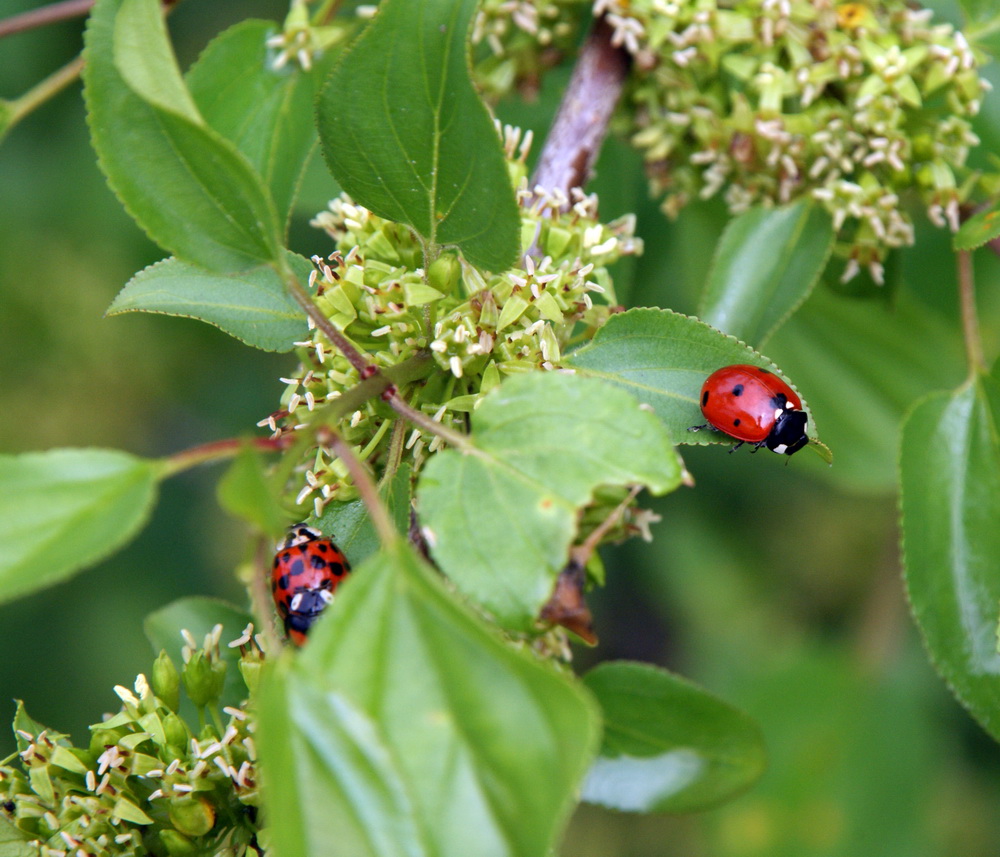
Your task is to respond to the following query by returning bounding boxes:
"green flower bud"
[238,652,264,696]
[162,712,191,752]
[181,652,226,709]
[159,829,198,856]
[168,796,216,837]
[152,650,181,712]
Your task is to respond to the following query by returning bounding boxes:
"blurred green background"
[3,1,1000,854]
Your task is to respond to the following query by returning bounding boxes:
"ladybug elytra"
[690,364,809,456]
[271,523,351,645]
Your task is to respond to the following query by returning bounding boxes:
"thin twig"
[321,427,396,546]
[277,260,471,450]
[0,0,93,39]
[158,436,289,480]
[251,536,283,654]
[4,55,84,133]
[956,249,986,377]
[530,16,631,199]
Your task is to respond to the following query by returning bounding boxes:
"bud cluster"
[599,0,992,281]
[471,0,588,98]
[259,129,641,515]
[0,626,265,857]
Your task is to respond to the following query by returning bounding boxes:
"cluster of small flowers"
[598,0,990,281]
[0,626,265,857]
[471,0,588,97]
[258,128,640,514]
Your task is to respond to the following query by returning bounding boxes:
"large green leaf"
[417,372,682,629]
[258,540,599,857]
[0,449,158,604]
[84,0,283,272]
[258,676,428,857]
[565,307,821,451]
[107,254,311,352]
[316,0,519,271]
[186,19,327,228]
[767,286,964,491]
[581,662,766,813]
[901,371,1000,741]
[699,200,834,347]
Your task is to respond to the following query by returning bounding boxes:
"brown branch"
[530,16,631,200]
[0,0,94,39]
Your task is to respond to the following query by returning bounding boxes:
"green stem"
[158,436,287,480]
[4,55,84,134]
[957,249,986,378]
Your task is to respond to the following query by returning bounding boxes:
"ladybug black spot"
[316,542,330,553]
[731,384,744,396]
[277,573,290,590]
[309,553,327,569]
[290,558,305,577]
[701,390,710,406]
[733,418,741,427]
[328,561,346,577]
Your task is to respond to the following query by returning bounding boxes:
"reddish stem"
[530,16,631,199]
[0,0,94,39]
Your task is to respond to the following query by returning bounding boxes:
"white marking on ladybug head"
[772,443,788,455]
[319,590,334,604]
[773,408,784,421]
[289,593,304,612]
[278,523,323,550]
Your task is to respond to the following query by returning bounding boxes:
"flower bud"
[162,713,191,752]
[168,796,216,837]
[181,652,226,709]
[159,829,197,856]
[152,651,181,712]
[238,651,264,696]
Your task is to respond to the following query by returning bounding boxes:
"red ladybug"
[271,523,351,645]
[691,364,809,456]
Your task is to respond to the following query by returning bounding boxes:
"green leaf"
[766,286,964,491]
[901,372,1000,741]
[143,596,254,710]
[216,444,288,538]
[581,662,766,813]
[565,307,821,451]
[186,20,327,227]
[417,373,682,629]
[258,540,600,857]
[0,814,35,857]
[107,254,311,352]
[84,0,283,272]
[316,0,519,271]
[315,462,413,567]
[258,677,429,857]
[699,200,834,346]
[953,199,1000,251]
[0,449,158,605]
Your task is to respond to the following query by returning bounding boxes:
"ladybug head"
[277,522,323,551]
[284,587,335,636]
[765,408,809,456]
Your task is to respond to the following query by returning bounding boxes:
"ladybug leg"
[727,440,745,454]
[687,424,708,433]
